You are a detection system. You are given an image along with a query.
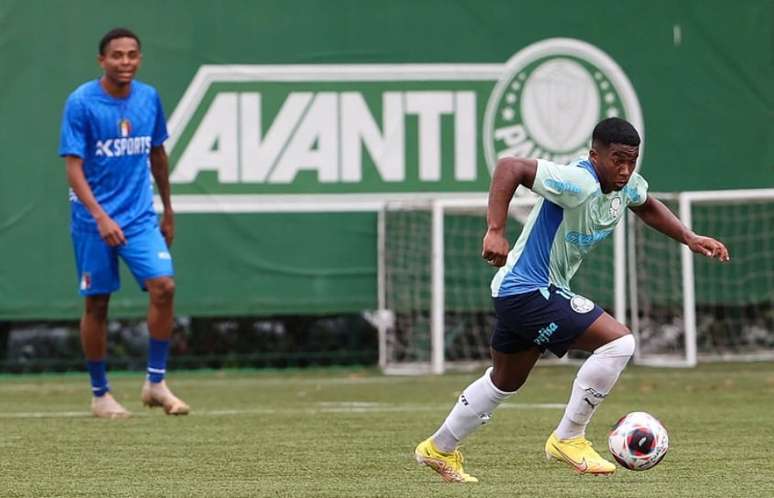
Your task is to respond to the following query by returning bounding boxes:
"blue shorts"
[491,285,604,357]
[71,223,174,296]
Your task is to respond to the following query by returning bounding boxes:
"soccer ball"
[608,411,669,470]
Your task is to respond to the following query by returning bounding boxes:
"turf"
[1,362,773,497]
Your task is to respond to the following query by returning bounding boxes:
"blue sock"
[86,360,110,397]
[147,337,170,383]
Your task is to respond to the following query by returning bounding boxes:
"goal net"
[379,188,774,373]
[631,190,774,365]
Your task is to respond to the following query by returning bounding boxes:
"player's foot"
[141,380,190,415]
[545,432,616,475]
[414,438,478,483]
[91,393,131,419]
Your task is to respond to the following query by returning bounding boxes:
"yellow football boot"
[545,432,616,475]
[414,438,478,483]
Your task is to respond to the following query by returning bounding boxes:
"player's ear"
[589,146,599,164]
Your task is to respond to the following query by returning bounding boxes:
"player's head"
[589,117,640,193]
[98,28,142,86]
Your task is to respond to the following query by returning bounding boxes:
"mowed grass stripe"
[0,401,566,418]
[1,363,773,498]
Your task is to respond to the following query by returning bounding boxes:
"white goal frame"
[379,188,774,374]
[629,188,774,367]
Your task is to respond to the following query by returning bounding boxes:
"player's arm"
[150,145,174,247]
[482,157,538,267]
[629,196,730,261]
[65,155,126,246]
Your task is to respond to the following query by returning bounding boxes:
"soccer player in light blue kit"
[416,118,730,481]
[59,28,189,418]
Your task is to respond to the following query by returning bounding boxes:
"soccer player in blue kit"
[415,118,730,481]
[59,28,189,418]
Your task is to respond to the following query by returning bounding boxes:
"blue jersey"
[59,80,169,233]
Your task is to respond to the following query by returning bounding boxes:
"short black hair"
[99,28,141,55]
[592,117,640,148]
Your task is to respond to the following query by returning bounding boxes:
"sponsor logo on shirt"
[95,136,152,157]
[565,229,613,247]
[545,178,582,194]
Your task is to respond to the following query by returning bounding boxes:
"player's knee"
[148,277,175,303]
[84,296,110,320]
[595,333,635,359]
[490,365,527,393]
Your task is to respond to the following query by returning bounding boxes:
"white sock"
[431,367,516,453]
[554,334,635,440]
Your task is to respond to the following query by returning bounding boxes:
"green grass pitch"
[1,362,773,497]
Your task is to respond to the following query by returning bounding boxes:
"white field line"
[0,401,564,419]
[0,375,445,393]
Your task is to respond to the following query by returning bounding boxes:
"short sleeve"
[151,90,169,147]
[531,159,598,209]
[58,96,87,158]
[623,173,648,207]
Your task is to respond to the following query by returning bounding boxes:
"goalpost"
[378,188,774,373]
[630,189,774,367]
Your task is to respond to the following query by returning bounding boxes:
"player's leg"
[140,275,188,414]
[416,350,539,483]
[72,230,129,418]
[415,292,543,483]
[554,312,634,439]
[82,294,129,418]
[145,275,176,379]
[546,306,635,474]
[81,294,110,363]
[119,227,189,415]
[428,348,540,454]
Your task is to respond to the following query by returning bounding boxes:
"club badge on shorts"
[80,272,92,290]
[570,295,595,314]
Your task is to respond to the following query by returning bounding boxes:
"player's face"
[590,143,639,193]
[98,37,142,86]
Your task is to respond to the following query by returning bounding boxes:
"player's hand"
[160,210,175,247]
[482,229,510,267]
[96,215,126,247]
[687,234,730,262]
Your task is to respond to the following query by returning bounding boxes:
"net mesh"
[632,195,774,361]
[631,197,686,361]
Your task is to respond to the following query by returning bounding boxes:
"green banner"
[0,0,771,319]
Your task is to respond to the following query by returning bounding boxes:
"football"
[608,411,669,471]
